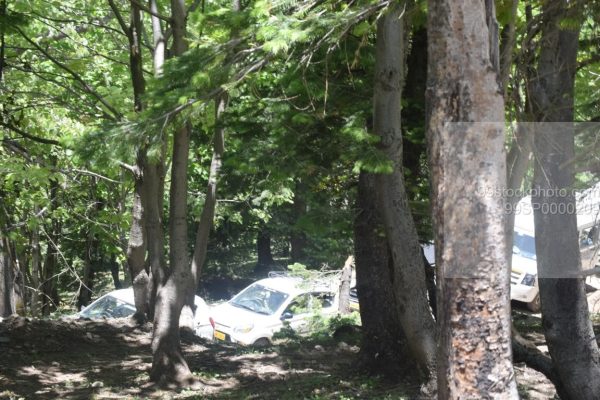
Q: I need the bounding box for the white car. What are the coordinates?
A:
[210,276,338,346]
[79,288,213,339]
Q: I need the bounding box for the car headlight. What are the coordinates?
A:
[233,323,254,334]
[521,273,537,287]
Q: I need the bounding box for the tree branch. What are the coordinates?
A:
[0,122,61,146]
[107,0,130,37]
[130,0,171,22]
[15,26,122,119]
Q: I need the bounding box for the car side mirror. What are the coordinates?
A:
[512,246,520,255]
[280,311,293,320]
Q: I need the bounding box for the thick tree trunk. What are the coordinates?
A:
[530,2,600,399]
[354,172,410,376]
[373,3,436,381]
[426,1,518,398]
[150,0,193,384]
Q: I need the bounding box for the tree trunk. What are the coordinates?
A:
[77,176,99,310]
[373,3,436,382]
[150,0,193,384]
[146,0,167,320]
[30,216,41,316]
[41,177,60,316]
[0,237,14,317]
[109,254,121,289]
[337,256,352,314]
[426,0,518,398]
[530,2,600,398]
[77,234,96,310]
[290,182,307,262]
[354,172,410,376]
[189,93,226,296]
[127,164,150,321]
[254,226,274,275]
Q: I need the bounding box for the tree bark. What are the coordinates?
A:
[373,3,436,382]
[41,177,60,316]
[255,226,274,275]
[354,172,410,376]
[426,0,518,398]
[337,256,352,315]
[290,182,307,262]
[127,163,150,321]
[77,176,99,310]
[0,237,14,317]
[190,94,226,292]
[30,214,41,316]
[530,2,600,399]
[150,0,193,384]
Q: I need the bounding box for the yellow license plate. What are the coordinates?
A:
[214,330,226,341]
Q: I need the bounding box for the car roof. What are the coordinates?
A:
[95,287,206,307]
[105,288,135,303]
[252,276,336,296]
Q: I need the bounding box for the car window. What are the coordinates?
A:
[284,292,335,316]
[312,292,334,309]
[284,294,311,315]
[513,232,536,260]
[80,296,136,319]
[230,284,289,315]
[580,226,599,248]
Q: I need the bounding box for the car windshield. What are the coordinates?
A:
[514,232,536,260]
[80,295,136,319]
[230,284,289,315]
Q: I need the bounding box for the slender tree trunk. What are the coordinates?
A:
[254,226,274,275]
[190,93,226,294]
[127,163,150,321]
[530,2,600,399]
[0,237,14,317]
[146,0,167,320]
[109,254,122,289]
[354,172,410,375]
[290,182,307,262]
[426,0,518,398]
[337,256,352,315]
[30,215,41,316]
[373,3,436,382]
[41,177,60,316]
[77,234,96,310]
[77,176,99,309]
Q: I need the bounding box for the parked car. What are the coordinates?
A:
[210,275,339,346]
[78,288,213,339]
[510,193,600,312]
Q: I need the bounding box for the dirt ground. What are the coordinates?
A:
[0,314,557,400]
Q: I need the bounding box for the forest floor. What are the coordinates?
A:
[0,309,559,400]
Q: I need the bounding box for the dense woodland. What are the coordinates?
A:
[2,0,600,398]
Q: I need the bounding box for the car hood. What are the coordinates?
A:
[512,254,538,275]
[210,302,273,328]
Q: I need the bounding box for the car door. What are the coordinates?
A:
[280,293,312,333]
